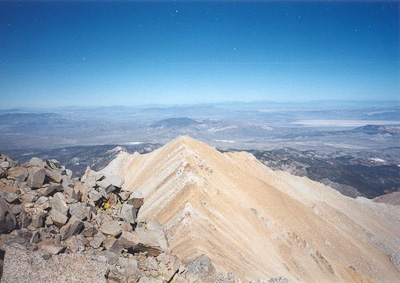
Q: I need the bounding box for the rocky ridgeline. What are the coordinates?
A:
[0,153,248,283]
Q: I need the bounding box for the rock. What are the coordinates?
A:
[128,191,144,209]
[119,191,131,201]
[6,166,28,182]
[30,231,40,244]
[50,208,69,227]
[88,188,103,203]
[0,161,10,169]
[27,167,46,189]
[39,241,66,255]
[28,157,44,167]
[105,185,118,194]
[118,257,139,276]
[119,203,136,224]
[35,196,51,210]
[121,221,133,232]
[65,169,73,178]
[82,222,97,237]
[18,210,31,228]
[65,235,83,253]
[45,215,53,226]
[90,231,106,249]
[109,239,124,254]
[45,167,63,183]
[64,186,78,200]
[88,250,119,265]
[20,191,38,203]
[135,220,169,256]
[185,256,219,283]
[100,220,121,236]
[10,204,22,215]
[1,191,19,203]
[119,231,140,249]
[97,175,124,190]
[60,216,84,240]
[84,177,96,189]
[46,159,61,170]
[74,181,91,203]
[103,237,116,251]
[1,245,109,282]
[50,192,69,215]
[69,202,88,221]
[0,198,17,234]
[30,211,46,229]
[0,166,6,178]
[38,184,62,196]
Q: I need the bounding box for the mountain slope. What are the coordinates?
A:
[100,136,400,282]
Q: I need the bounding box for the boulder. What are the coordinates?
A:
[0,198,17,234]
[50,209,69,228]
[82,222,97,238]
[128,191,144,209]
[6,166,28,182]
[185,256,219,283]
[27,167,46,189]
[118,191,131,201]
[46,159,61,170]
[89,231,106,249]
[118,231,140,249]
[19,192,38,203]
[30,211,46,229]
[28,157,44,167]
[60,216,84,240]
[100,220,121,236]
[50,192,69,215]
[97,175,124,189]
[1,191,19,203]
[134,220,169,256]
[69,202,88,221]
[45,168,63,183]
[38,184,62,197]
[119,203,136,224]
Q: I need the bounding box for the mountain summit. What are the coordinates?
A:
[100,136,400,282]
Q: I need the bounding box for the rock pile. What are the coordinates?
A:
[0,153,241,283]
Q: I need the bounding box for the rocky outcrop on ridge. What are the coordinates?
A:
[0,153,243,283]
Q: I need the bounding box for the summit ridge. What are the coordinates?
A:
[99,136,400,282]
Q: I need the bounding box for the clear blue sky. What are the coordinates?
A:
[0,1,399,108]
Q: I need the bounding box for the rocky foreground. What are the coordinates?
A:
[0,153,254,283]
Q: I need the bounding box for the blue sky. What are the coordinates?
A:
[0,1,399,108]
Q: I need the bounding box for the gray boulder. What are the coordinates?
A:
[60,216,84,240]
[0,198,17,234]
[119,203,136,224]
[45,167,63,183]
[38,184,62,196]
[50,209,69,228]
[90,231,106,249]
[50,192,69,215]
[6,166,28,182]
[100,220,121,236]
[135,220,169,256]
[28,157,45,167]
[118,231,140,249]
[185,256,219,283]
[27,167,46,189]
